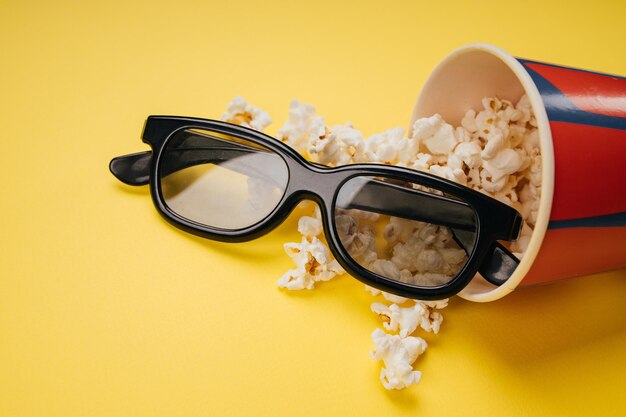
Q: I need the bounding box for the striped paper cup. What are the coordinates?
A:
[410,43,626,302]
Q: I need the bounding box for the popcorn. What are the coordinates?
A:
[461,109,478,133]
[475,98,511,139]
[519,181,541,227]
[429,164,466,186]
[528,152,543,187]
[345,208,380,222]
[515,94,533,125]
[365,285,409,304]
[371,299,448,337]
[481,130,507,160]
[390,237,426,270]
[309,122,363,166]
[479,167,508,193]
[277,235,344,290]
[277,99,321,154]
[335,214,377,263]
[411,114,443,140]
[298,214,323,238]
[359,127,405,164]
[306,116,329,154]
[370,259,402,281]
[417,299,448,334]
[522,129,540,155]
[446,153,463,171]
[372,303,418,337]
[412,114,458,155]
[409,152,434,172]
[454,140,482,169]
[482,148,526,182]
[371,329,427,390]
[455,126,472,143]
[383,216,420,244]
[221,96,271,131]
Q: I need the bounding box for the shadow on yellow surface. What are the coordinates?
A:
[453,270,626,364]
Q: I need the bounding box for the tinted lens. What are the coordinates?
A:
[334,175,477,287]
[159,128,289,230]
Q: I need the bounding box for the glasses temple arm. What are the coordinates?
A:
[110,151,152,185]
[478,241,520,286]
[342,178,476,231]
[109,140,260,186]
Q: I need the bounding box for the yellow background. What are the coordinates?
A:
[2,1,625,416]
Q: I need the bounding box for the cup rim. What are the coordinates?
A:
[410,43,555,302]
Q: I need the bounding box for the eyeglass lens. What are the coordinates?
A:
[159,128,289,230]
[334,175,477,287]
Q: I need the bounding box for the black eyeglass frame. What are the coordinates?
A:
[111,116,523,300]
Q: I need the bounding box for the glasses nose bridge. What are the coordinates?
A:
[289,162,347,205]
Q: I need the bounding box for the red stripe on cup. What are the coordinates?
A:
[522,226,626,286]
[525,62,626,118]
[550,121,626,221]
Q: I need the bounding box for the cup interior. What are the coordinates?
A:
[412,48,526,125]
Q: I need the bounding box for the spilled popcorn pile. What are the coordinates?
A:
[222,94,541,389]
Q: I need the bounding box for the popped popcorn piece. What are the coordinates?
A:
[298,214,323,238]
[277,99,321,154]
[409,272,452,287]
[479,167,508,193]
[455,126,472,143]
[475,98,511,141]
[446,153,463,171]
[481,131,507,160]
[391,236,427,270]
[397,136,421,164]
[515,94,533,125]
[482,148,526,182]
[421,299,449,309]
[371,329,427,390]
[461,109,478,133]
[417,299,447,334]
[221,96,271,131]
[429,164,467,185]
[412,114,458,155]
[365,285,409,304]
[522,129,540,155]
[411,113,443,140]
[454,140,483,169]
[519,181,541,226]
[309,122,363,166]
[371,302,418,337]
[340,208,380,223]
[306,115,329,154]
[383,217,422,244]
[277,235,344,290]
[335,214,377,263]
[409,152,434,172]
[360,127,405,164]
[370,259,402,280]
[527,151,542,187]
[372,299,449,337]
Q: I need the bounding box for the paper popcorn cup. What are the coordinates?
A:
[410,43,626,302]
